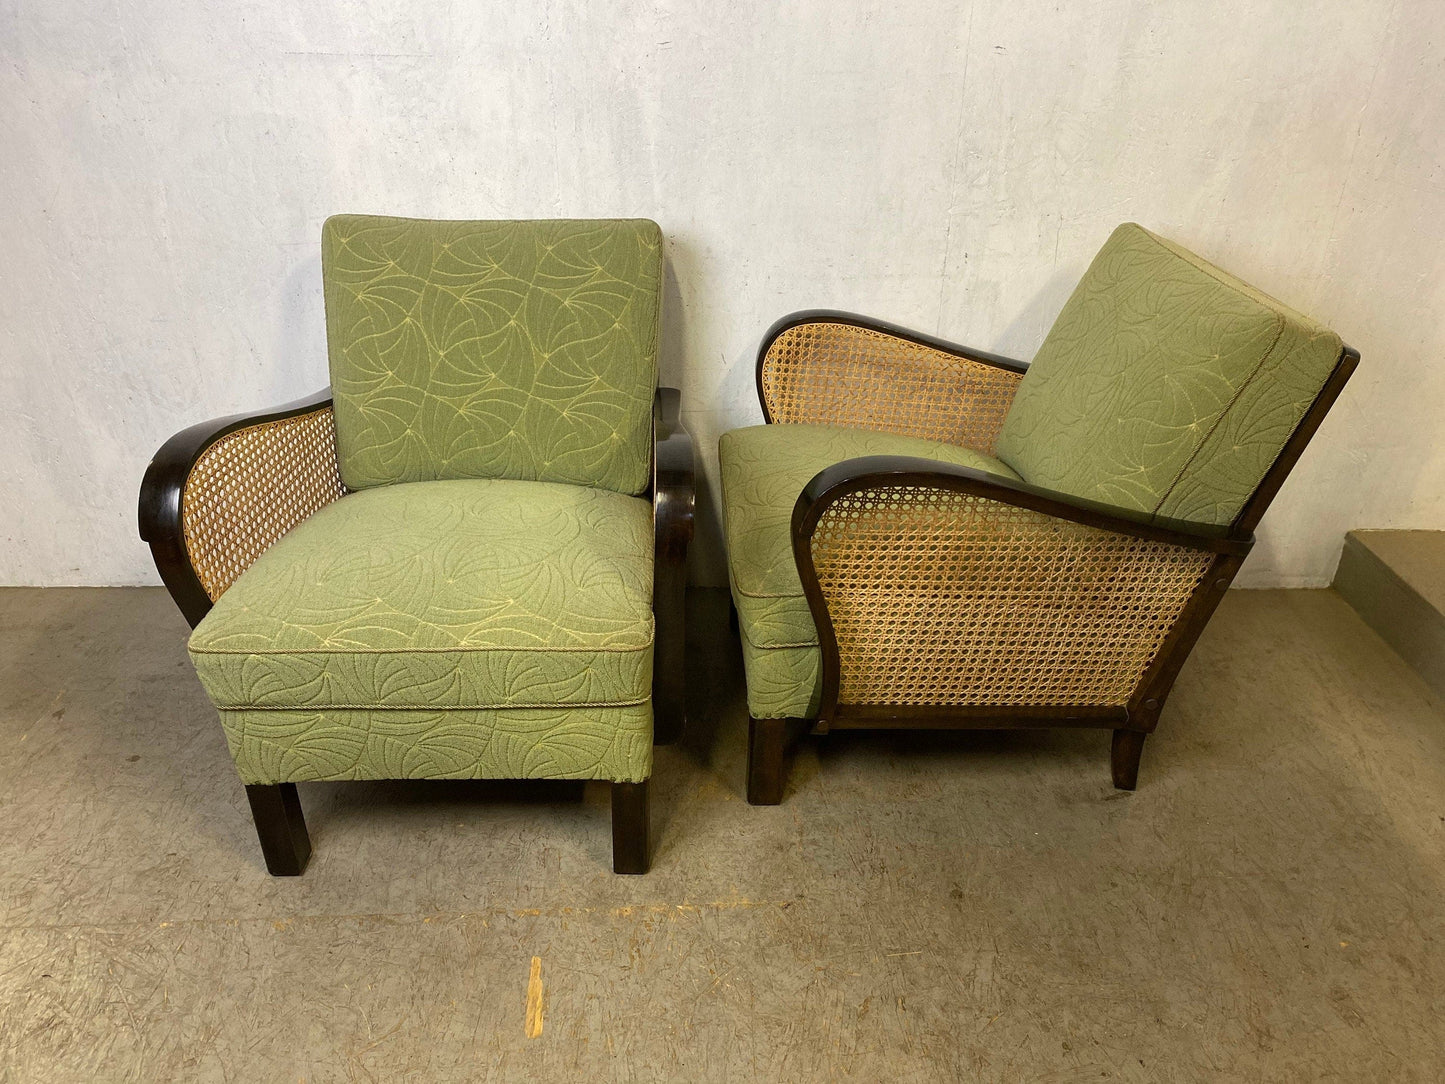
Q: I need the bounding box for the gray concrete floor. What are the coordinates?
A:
[1,586,1443,1081]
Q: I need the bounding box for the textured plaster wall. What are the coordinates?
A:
[2,1,1441,587]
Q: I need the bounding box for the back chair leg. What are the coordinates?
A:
[1111,730,1148,791]
[611,780,650,874]
[652,673,686,745]
[652,560,686,745]
[747,717,791,805]
[244,783,312,876]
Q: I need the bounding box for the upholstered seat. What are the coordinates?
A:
[719,423,1018,719]
[188,479,654,783]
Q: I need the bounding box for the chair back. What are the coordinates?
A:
[322,216,663,495]
[995,223,1346,526]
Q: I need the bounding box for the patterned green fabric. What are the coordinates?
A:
[322,216,663,496]
[719,423,1019,719]
[189,478,654,783]
[995,223,1343,525]
[737,644,822,724]
[219,705,651,785]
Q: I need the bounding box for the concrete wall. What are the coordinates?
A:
[3,1,1441,587]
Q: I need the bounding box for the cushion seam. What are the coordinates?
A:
[190,639,654,656]
[1134,224,1299,520]
[731,586,806,600]
[1150,312,1286,518]
[739,625,818,651]
[215,696,651,711]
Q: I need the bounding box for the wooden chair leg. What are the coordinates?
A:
[747,717,790,805]
[244,783,311,876]
[611,780,650,874]
[1111,730,1148,791]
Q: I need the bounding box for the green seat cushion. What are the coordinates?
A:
[189,479,654,784]
[322,216,663,496]
[995,223,1343,525]
[190,479,653,712]
[718,423,1019,719]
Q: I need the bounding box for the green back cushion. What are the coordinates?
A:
[322,216,663,495]
[995,223,1343,525]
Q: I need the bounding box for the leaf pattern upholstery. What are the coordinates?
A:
[323,216,663,496]
[189,479,654,783]
[995,223,1343,524]
[718,423,1020,719]
[219,705,652,785]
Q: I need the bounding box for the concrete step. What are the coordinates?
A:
[1334,530,1445,700]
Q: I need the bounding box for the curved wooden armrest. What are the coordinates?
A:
[651,386,695,743]
[789,454,1251,729]
[794,455,1253,556]
[138,389,341,628]
[755,310,1028,452]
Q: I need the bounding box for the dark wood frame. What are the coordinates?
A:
[139,387,694,875]
[743,309,1359,803]
[138,388,335,629]
[652,386,696,744]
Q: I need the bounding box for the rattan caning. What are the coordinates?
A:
[808,485,1213,708]
[760,322,1024,452]
[182,407,346,601]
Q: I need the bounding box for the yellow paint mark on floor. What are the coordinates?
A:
[525,956,544,1039]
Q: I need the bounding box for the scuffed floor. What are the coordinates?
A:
[1,587,1442,1080]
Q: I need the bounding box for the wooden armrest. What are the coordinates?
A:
[138,389,342,627]
[755,310,1028,453]
[795,455,1252,556]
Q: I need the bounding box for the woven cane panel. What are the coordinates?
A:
[761,322,1024,452]
[182,408,346,601]
[810,487,1212,708]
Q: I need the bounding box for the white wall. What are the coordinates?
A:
[2,1,1441,588]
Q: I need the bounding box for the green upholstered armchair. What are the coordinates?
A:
[720,223,1356,804]
[140,217,694,874]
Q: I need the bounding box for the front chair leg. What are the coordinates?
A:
[747,717,790,805]
[611,781,650,874]
[244,783,312,876]
[1111,730,1148,791]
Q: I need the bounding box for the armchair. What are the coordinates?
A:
[140,216,694,874]
[721,223,1356,803]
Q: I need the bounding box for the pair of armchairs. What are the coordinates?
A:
[142,218,1354,876]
